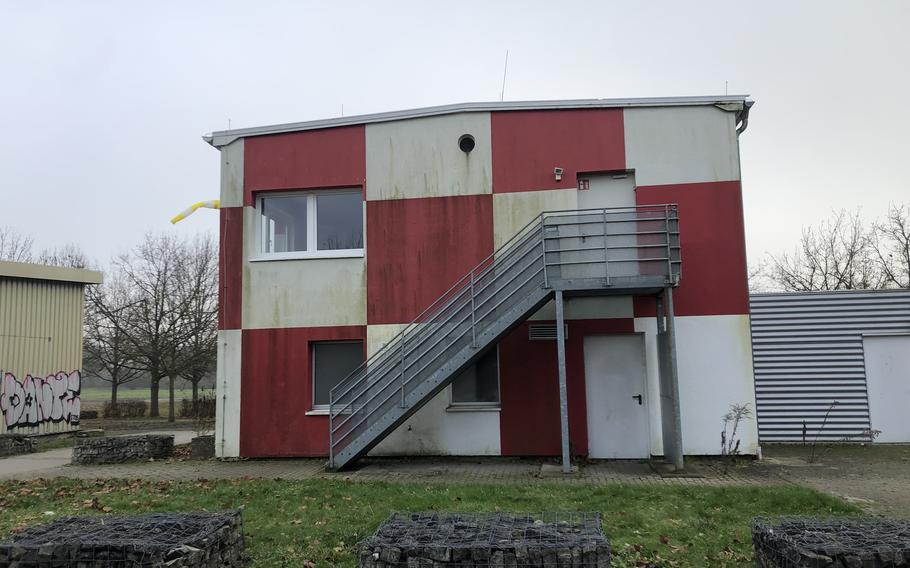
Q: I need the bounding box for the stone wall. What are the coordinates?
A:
[71,434,174,465]
[0,433,36,457]
[0,510,247,567]
[752,517,910,568]
[358,512,611,567]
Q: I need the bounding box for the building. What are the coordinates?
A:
[750,289,910,444]
[206,96,758,469]
[0,261,103,435]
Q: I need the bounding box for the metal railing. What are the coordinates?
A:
[328,205,680,469]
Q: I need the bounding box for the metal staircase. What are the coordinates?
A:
[329,205,681,470]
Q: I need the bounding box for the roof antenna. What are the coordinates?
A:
[500,49,509,101]
[341,103,344,117]
[228,118,232,130]
[725,80,728,96]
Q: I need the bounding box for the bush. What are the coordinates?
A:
[101,400,148,418]
[179,396,216,419]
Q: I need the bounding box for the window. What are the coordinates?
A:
[451,347,500,406]
[257,189,363,259]
[312,341,365,408]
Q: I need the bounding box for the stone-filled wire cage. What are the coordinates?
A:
[752,517,910,568]
[0,510,247,567]
[357,512,611,567]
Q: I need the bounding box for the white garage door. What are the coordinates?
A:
[863,334,910,443]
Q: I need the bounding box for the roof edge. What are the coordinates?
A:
[751,288,910,298]
[0,261,103,285]
[204,95,751,148]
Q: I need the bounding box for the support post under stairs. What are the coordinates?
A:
[555,290,572,473]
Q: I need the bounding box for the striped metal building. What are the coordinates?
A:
[750,289,910,443]
[0,261,103,435]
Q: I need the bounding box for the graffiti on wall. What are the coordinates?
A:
[0,371,81,429]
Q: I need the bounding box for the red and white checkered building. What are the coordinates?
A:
[208,97,758,460]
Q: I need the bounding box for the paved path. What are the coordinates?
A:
[5,441,908,518]
[0,431,193,480]
[0,453,787,486]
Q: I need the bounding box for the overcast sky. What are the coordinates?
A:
[1,0,907,268]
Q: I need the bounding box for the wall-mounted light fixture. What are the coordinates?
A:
[554,167,563,182]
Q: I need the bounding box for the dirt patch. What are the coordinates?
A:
[762,444,910,518]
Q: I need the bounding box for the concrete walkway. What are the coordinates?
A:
[0,431,194,480]
[0,452,787,486]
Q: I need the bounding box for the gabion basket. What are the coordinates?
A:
[0,510,247,567]
[752,517,910,568]
[357,512,611,567]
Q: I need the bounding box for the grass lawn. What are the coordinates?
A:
[79,387,195,402]
[0,478,859,567]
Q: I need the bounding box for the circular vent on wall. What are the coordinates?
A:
[458,134,475,153]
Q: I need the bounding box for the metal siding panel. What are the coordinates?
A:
[750,290,910,443]
[0,276,87,435]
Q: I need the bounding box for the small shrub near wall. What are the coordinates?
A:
[101,400,148,418]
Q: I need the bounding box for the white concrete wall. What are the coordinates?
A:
[529,296,633,321]
[219,140,244,207]
[624,105,740,186]
[365,113,492,201]
[215,329,242,458]
[492,188,577,249]
[370,390,502,456]
[635,314,757,456]
[241,207,367,329]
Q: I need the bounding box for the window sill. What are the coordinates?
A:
[250,250,364,262]
[305,409,331,416]
[445,405,501,413]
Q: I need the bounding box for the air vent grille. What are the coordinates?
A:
[528,324,568,341]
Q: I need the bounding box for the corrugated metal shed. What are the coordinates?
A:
[750,289,910,442]
[0,261,102,435]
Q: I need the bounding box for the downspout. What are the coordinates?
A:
[736,100,755,136]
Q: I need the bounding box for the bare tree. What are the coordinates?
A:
[0,226,34,262]
[37,243,91,269]
[114,233,190,418]
[872,203,910,289]
[764,209,885,291]
[84,274,144,412]
[176,235,219,406]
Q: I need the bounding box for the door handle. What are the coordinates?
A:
[632,394,643,405]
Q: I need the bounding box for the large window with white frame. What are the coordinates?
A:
[450,347,500,407]
[312,341,365,410]
[256,189,363,260]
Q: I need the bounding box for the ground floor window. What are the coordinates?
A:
[451,347,500,407]
[312,341,364,408]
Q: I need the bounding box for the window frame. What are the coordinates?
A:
[448,346,501,410]
[253,188,364,261]
[310,340,365,412]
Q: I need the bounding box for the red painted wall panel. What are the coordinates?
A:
[218,207,243,330]
[491,110,625,193]
[366,195,494,324]
[498,318,635,456]
[634,181,749,317]
[240,326,365,457]
[243,126,366,205]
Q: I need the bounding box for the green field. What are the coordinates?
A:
[79,387,196,402]
[0,478,859,567]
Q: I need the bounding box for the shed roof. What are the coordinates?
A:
[204,95,752,148]
[0,261,103,285]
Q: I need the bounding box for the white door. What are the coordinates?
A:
[863,335,910,443]
[584,334,650,458]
